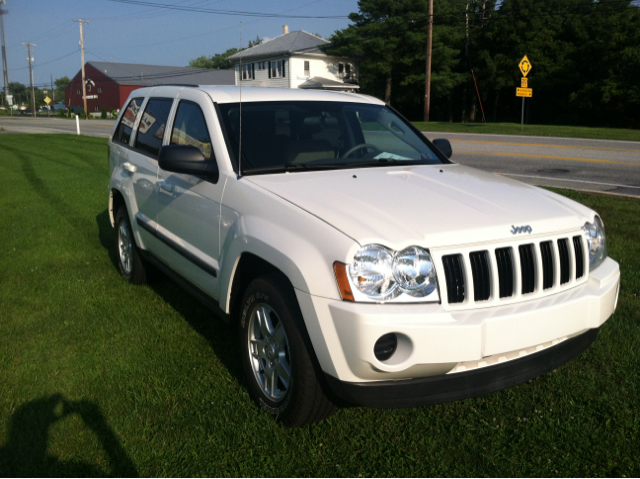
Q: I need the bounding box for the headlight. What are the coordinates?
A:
[336,244,439,303]
[582,215,607,271]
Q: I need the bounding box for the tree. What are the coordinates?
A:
[189,47,241,70]
[8,82,26,105]
[327,0,470,118]
[328,0,431,105]
[54,76,70,104]
[247,36,263,48]
[471,0,640,127]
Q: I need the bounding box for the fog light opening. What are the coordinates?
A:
[374,333,398,362]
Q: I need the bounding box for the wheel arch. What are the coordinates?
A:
[109,188,127,227]
[226,252,294,325]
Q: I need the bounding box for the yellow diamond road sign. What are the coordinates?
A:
[44,96,51,104]
[519,55,532,77]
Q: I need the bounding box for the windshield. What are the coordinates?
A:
[217,101,444,174]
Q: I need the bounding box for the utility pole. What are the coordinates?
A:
[73,19,89,119]
[22,42,36,117]
[0,0,10,109]
[423,0,433,122]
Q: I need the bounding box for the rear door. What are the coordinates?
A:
[111,95,161,251]
[155,88,225,299]
[126,90,177,253]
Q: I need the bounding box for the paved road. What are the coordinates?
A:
[2,117,638,198]
[424,131,640,198]
[0,116,116,138]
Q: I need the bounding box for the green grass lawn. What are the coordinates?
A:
[1,134,638,477]
[411,121,640,142]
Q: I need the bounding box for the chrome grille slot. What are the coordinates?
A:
[469,251,491,301]
[540,241,554,290]
[558,238,570,284]
[442,254,465,304]
[519,244,536,294]
[573,236,584,279]
[495,247,514,298]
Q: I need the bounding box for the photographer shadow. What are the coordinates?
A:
[0,394,138,477]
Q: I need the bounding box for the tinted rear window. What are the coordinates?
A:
[134,98,173,157]
[113,98,143,146]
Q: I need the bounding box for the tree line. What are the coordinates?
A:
[326,0,640,127]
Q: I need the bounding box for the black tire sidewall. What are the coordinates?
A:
[115,207,144,284]
[239,276,303,418]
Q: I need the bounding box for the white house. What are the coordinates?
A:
[228,26,359,91]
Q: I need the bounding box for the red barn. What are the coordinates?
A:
[65,61,235,115]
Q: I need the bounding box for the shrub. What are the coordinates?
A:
[101,106,107,119]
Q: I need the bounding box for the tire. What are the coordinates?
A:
[115,206,147,285]
[239,274,336,427]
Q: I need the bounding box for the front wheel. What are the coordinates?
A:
[239,274,336,427]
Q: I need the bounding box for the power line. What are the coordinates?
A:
[90,0,325,52]
[105,0,349,19]
[8,49,79,71]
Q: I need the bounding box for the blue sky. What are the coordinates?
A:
[2,0,358,89]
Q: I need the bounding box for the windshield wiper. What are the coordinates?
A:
[242,162,342,175]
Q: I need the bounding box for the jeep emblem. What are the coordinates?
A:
[511,225,532,235]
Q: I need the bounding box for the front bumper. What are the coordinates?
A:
[295,257,619,388]
[325,328,599,408]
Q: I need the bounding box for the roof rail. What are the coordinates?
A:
[149,83,199,87]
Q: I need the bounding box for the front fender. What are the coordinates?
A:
[217,178,358,313]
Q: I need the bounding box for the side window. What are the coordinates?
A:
[134,98,173,157]
[170,101,213,160]
[113,97,143,146]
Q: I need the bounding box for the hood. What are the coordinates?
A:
[246,164,594,249]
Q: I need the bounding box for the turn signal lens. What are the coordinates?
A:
[333,262,355,301]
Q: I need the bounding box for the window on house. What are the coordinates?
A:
[304,61,310,77]
[241,63,255,80]
[98,86,103,93]
[95,106,100,112]
[269,60,286,79]
[77,89,81,94]
[345,64,351,77]
[338,63,344,77]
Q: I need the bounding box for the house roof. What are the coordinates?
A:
[298,76,360,91]
[85,61,235,86]
[228,31,330,61]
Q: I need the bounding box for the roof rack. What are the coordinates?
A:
[149,83,199,87]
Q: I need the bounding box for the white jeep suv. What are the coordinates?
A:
[108,85,620,427]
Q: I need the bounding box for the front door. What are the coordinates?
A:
[155,89,224,299]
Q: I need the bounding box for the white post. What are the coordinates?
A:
[75,114,80,135]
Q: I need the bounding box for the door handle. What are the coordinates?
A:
[157,180,174,194]
[123,162,137,174]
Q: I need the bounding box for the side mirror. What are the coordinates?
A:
[158,145,219,182]
[432,138,452,159]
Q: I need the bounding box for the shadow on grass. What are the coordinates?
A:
[95,208,246,388]
[96,209,119,272]
[0,394,138,477]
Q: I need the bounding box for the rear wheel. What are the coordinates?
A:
[239,274,336,427]
[115,206,147,285]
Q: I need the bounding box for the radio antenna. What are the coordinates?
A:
[238,21,243,179]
